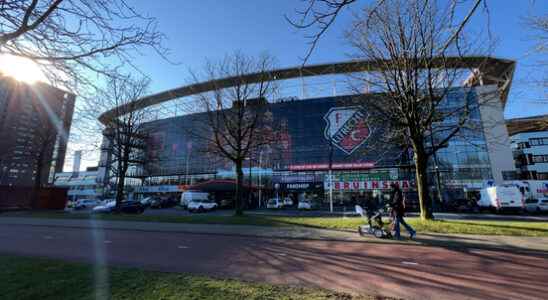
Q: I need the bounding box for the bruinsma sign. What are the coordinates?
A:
[324,180,413,191]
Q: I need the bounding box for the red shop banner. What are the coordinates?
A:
[288,162,375,171]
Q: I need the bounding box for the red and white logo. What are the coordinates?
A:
[324,107,370,155]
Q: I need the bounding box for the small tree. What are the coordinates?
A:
[0,0,167,91]
[524,10,548,94]
[191,53,277,216]
[98,76,150,208]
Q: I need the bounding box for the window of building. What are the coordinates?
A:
[529,138,548,146]
[517,142,530,149]
[502,171,517,180]
[532,155,548,163]
[537,173,548,180]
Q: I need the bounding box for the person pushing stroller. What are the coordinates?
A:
[388,183,416,239]
[356,194,392,238]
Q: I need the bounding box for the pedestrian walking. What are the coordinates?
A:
[389,183,416,239]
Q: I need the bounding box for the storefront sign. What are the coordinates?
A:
[273,174,317,183]
[281,182,323,191]
[327,170,396,182]
[324,107,370,154]
[288,162,375,171]
[324,180,413,191]
[286,183,310,189]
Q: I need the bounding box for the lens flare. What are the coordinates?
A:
[0,54,47,83]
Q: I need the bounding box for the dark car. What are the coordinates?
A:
[150,196,177,208]
[113,200,145,214]
[160,197,178,208]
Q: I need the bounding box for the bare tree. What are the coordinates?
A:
[526,12,548,56]
[95,76,150,208]
[346,0,492,220]
[524,11,548,95]
[190,53,277,216]
[286,0,357,64]
[290,0,490,220]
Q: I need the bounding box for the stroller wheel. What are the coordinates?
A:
[374,229,384,238]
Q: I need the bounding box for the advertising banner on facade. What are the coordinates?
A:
[288,162,375,171]
[133,185,185,193]
[324,179,413,191]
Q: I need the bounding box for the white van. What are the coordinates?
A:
[478,185,524,212]
[180,191,211,209]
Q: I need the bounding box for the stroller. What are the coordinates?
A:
[355,204,393,239]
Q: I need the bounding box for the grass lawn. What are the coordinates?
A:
[2,210,548,237]
[0,255,367,300]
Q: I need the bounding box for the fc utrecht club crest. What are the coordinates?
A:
[324,106,370,155]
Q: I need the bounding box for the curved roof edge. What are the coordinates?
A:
[99,56,515,124]
[506,114,548,136]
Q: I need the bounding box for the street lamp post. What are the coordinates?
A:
[328,140,334,213]
[185,142,192,186]
[258,150,263,208]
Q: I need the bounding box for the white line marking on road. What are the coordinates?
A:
[43,235,53,239]
[104,240,112,244]
[278,253,287,256]
[178,246,189,249]
[401,261,418,265]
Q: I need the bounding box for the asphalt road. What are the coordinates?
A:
[1,224,547,300]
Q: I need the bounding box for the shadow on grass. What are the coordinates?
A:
[438,220,548,235]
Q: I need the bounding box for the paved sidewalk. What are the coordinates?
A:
[1,216,547,253]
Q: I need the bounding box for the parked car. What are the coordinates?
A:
[525,197,548,213]
[140,197,154,208]
[74,199,102,210]
[181,191,210,209]
[92,201,116,213]
[267,198,283,209]
[149,197,162,208]
[282,197,293,207]
[298,199,313,210]
[219,198,234,208]
[188,198,217,213]
[478,185,524,213]
[445,198,478,213]
[161,197,178,208]
[149,196,177,209]
[116,200,146,214]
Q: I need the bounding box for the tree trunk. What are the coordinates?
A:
[115,154,126,211]
[413,142,434,220]
[235,161,244,216]
[116,173,125,209]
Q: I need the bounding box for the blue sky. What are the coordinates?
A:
[129,0,547,119]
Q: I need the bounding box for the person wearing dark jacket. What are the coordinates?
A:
[389,183,416,239]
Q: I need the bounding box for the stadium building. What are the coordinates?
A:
[97,57,517,207]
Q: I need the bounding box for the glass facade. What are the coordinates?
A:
[125,87,497,205]
[430,88,493,190]
[139,94,404,177]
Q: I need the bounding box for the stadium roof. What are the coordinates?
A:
[506,114,548,136]
[99,56,515,124]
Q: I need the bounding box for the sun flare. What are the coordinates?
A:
[0,54,47,84]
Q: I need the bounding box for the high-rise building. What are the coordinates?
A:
[0,76,75,187]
